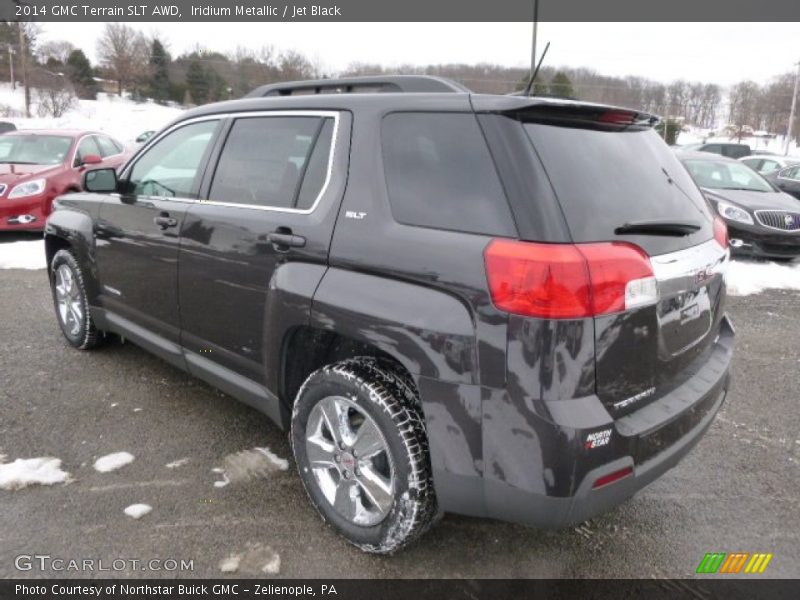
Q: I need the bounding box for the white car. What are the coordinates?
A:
[740,154,800,175]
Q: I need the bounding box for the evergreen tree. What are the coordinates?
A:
[549,72,575,98]
[148,39,171,104]
[65,49,97,99]
[185,60,208,105]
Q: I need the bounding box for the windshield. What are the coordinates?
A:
[523,124,712,254]
[0,135,73,165]
[682,159,774,192]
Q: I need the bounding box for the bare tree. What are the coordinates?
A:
[96,23,148,95]
[728,80,761,137]
[33,70,76,117]
[37,40,75,66]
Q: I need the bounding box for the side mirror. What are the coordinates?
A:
[84,168,118,193]
[81,153,102,166]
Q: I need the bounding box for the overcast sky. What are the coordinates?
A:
[39,22,799,86]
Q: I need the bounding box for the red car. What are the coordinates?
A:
[0,129,127,231]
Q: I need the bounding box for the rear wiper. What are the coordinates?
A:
[615,219,702,237]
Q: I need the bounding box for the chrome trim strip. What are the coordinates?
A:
[650,238,728,297]
[118,110,340,215]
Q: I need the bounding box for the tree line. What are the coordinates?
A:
[0,23,796,141]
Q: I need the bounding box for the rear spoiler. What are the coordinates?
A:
[472,95,660,130]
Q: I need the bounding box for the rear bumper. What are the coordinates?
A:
[485,379,728,528]
[426,315,734,528]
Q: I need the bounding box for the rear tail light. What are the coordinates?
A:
[484,239,658,319]
[713,216,729,249]
[592,466,633,489]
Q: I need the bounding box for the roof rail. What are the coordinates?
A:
[245,75,471,98]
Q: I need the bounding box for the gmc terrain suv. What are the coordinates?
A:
[45,76,734,553]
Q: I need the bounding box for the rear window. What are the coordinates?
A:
[523,124,712,251]
[382,112,516,237]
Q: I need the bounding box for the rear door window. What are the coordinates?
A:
[209,115,334,210]
[381,112,516,236]
[524,123,712,255]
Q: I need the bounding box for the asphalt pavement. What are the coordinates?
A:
[0,262,798,579]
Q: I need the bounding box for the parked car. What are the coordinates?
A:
[0,129,127,231]
[740,154,800,175]
[0,121,17,134]
[764,163,800,201]
[45,76,734,553]
[135,130,156,144]
[679,142,751,159]
[679,151,800,259]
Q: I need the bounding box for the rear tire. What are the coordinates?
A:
[291,357,437,554]
[50,249,103,350]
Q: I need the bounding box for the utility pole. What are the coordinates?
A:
[784,61,800,156]
[18,24,30,118]
[7,44,14,90]
[530,0,539,84]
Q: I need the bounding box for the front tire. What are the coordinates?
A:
[291,358,437,554]
[50,249,103,350]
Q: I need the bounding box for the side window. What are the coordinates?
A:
[381,112,516,236]
[74,137,101,166]
[127,120,218,198]
[702,144,722,155]
[759,160,779,173]
[95,135,121,157]
[209,116,330,209]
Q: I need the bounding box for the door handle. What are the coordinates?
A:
[154,213,178,229]
[268,229,306,249]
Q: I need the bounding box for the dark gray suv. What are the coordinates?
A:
[44,76,734,553]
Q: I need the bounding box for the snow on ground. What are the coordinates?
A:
[255,447,290,471]
[212,447,289,489]
[0,457,70,490]
[165,458,190,469]
[0,240,46,270]
[218,544,281,575]
[726,260,800,296]
[93,451,135,473]
[0,83,184,148]
[123,503,152,519]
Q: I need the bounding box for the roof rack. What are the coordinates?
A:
[245,75,470,98]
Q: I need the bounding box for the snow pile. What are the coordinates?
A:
[93,451,135,473]
[165,458,189,469]
[218,544,280,575]
[255,447,290,471]
[0,83,183,148]
[726,260,800,296]
[0,240,47,270]
[123,503,152,519]
[0,457,70,490]
[212,447,289,489]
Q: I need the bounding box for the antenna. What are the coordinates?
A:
[523,41,550,97]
